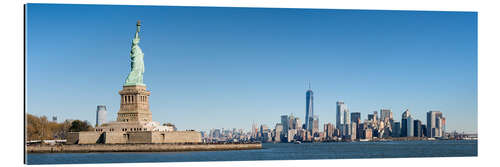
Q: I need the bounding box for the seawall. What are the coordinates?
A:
[27,143,262,153]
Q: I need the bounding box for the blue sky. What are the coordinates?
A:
[26,4,477,133]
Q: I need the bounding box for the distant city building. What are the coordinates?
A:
[52,116,57,122]
[336,101,350,138]
[392,122,401,137]
[274,123,283,142]
[294,117,301,130]
[367,114,375,121]
[380,109,393,123]
[251,123,258,138]
[260,124,269,135]
[351,112,361,125]
[362,128,373,140]
[305,87,314,132]
[324,123,335,140]
[287,129,297,142]
[312,115,319,135]
[413,120,422,137]
[281,115,289,135]
[96,105,107,127]
[350,122,357,140]
[288,114,295,129]
[427,110,445,138]
[421,124,427,138]
[401,109,414,137]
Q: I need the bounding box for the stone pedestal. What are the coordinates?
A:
[117,85,152,122]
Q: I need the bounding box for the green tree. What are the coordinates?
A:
[69,120,94,132]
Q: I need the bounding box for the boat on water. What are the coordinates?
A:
[294,141,301,144]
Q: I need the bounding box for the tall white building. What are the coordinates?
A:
[336,101,350,137]
[96,105,107,127]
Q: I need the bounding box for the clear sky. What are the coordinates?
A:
[26,4,477,133]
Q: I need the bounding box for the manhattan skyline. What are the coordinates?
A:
[26,4,477,133]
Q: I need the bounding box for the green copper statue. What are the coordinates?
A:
[125,20,145,86]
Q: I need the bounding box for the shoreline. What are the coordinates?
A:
[27,143,262,153]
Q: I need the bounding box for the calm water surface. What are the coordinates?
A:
[27,140,477,165]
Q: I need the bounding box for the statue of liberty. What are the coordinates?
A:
[125,20,145,86]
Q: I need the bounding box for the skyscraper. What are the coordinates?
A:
[305,86,314,132]
[281,115,289,134]
[350,122,357,140]
[274,123,283,142]
[351,112,361,125]
[96,105,107,127]
[427,110,445,138]
[392,122,401,137]
[312,115,319,135]
[336,101,350,137]
[324,123,335,140]
[380,109,393,122]
[413,119,422,137]
[336,101,345,129]
[421,124,427,138]
[401,109,414,137]
[294,117,301,130]
[288,114,295,129]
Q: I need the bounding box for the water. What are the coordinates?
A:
[26,140,477,165]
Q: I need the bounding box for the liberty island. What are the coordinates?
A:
[26,21,261,153]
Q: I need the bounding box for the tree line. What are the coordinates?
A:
[26,114,94,141]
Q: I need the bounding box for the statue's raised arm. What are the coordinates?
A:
[125,20,145,86]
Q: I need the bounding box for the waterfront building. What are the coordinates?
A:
[312,115,319,135]
[281,115,289,130]
[392,121,401,137]
[357,123,365,139]
[401,109,414,137]
[251,123,258,138]
[274,123,283,142]
[280,115,289,136]
[336,101,350,138]
[336,101,345,133]
[421,124,427,137]
[298,129,306,141]
[96,105,107,127]
[427,110,445,138]
[362,128,373,140]
[287,129,297,142]
[305,86,314,132]
[413,119,422,137]
[324,123,335,140]
[350,122,357,140]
